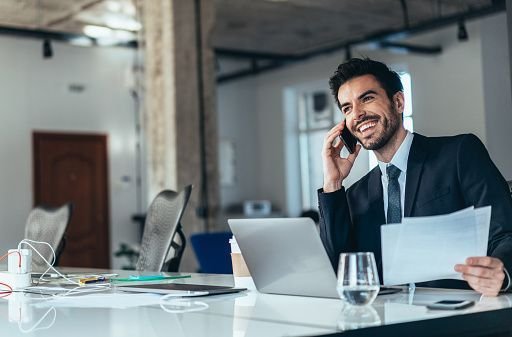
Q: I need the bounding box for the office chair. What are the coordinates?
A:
[136,185,192,272]
[190,232,233,274]
[24,203,72,271]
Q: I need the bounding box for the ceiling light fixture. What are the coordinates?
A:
[42,39,53,59]
[84,25,113,38]
[70,37,94,47]
[345,46,352,60]
[83,25,135,45]
[457,20,468,41]
[105,0,122,12]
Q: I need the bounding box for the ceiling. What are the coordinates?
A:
[213,0,500,56]
[0,0,505,81]
[0,0,504,54]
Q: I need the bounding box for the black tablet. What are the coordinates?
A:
[117,283,247,297]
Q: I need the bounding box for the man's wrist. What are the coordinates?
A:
[501,267,511,292]
[323,180,342,193]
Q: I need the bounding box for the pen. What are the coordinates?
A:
[79,276,106,285]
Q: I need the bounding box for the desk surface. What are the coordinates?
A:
[1,270,511,337]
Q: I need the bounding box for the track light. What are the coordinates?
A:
[43,39,53,59]
[457,20,468,41]
[345,46,352,60]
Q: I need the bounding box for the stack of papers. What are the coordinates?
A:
[381,206,491,285]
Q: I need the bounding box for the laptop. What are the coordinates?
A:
[228,217,340,298]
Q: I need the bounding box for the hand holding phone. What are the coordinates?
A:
[322,122,360,192]
[339,126,357,154]
[426,300,475,310]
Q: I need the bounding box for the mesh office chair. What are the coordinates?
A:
[136,185,192,272]
[24,203,72,271]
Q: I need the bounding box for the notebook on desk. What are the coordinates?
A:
[228,218,401,298]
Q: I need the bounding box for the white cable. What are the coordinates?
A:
[17,307,56,334]
[16,239,111,297]
[17,239,80,286]
[159,298,209,313]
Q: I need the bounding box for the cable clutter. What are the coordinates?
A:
[0,239,111,296]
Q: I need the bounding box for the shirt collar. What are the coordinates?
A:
[378,131,414,177]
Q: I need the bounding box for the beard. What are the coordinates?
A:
[356,104,401,151]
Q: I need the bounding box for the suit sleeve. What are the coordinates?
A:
[457,134,512,289]
[318,188,354,271]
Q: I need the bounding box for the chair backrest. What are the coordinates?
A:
[190,231,233,274]
[136,185,192,272]
[24,203,72,271]
[508,180,512,197]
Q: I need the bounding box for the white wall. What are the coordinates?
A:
[217,78,260,206]
[0,36,140,268]
[217,13,511,216]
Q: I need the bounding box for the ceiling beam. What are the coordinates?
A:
[46,0,105,28]
[0,25,136,48]
[217,61,284,83]
[214,48,301,61]
[379,41,442,55]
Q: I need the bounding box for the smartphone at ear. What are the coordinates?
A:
[339,127,357,154]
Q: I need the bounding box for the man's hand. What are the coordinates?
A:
[454,257,506,296]
[322,122,361,192]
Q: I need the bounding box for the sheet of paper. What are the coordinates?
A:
[381,206,491,285]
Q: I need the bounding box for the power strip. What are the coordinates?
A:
[0,248,32,290]
[0,271,31,289]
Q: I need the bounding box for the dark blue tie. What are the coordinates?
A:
[386,164,402,224]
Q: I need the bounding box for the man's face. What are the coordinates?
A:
[337,74,402,150]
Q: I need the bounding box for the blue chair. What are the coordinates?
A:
[190,232,233,274]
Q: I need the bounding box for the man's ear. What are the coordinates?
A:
[393,91,405,114]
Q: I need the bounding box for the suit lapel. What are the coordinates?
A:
[404,133,428,217]
[368,167,385,224]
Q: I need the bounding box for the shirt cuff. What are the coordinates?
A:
[501,267,511,292]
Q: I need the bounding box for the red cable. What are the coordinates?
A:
[0,250,22,267]
[0,281,13,297]
[0,250,20,298]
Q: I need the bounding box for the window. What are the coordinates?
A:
[298,90,340,210]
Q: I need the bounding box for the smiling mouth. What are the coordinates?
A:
[357,119,378,134]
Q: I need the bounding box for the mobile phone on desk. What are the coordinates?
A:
[339,127,357,154]
[426,300,475,310]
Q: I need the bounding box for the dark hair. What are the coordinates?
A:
[329,58,403,110]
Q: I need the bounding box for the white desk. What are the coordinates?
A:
[1,270,511,337]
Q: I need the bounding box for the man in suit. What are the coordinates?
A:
[319,58,512,296]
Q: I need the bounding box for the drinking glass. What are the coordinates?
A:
[337,252,380,306]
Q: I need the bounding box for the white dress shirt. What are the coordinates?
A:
[377,131,414,220]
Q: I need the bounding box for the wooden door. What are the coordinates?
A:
[33,132,110,268]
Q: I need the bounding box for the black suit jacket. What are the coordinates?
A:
[318,133,512,289]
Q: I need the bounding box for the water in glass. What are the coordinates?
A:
[337,252,380,306]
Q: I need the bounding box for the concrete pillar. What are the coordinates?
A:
[141,0,219,271]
